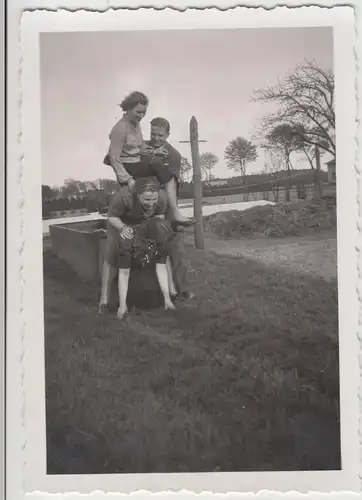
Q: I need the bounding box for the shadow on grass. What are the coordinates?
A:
[43,247,340,474]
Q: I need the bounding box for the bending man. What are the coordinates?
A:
[99,177,176,319]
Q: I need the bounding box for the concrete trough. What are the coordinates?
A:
[49,218,164,309]
[49,218,107,281]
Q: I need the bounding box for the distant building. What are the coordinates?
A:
[326,159,336,183]
[82,181,97,192]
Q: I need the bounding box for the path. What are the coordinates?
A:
[42,200,273,235]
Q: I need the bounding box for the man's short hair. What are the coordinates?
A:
[150,117,170,134]
[135,176,160,194]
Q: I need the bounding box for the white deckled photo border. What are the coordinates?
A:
[13,3,359,498]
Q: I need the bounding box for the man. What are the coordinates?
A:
[101,177,177,319]
[147,117,194,301]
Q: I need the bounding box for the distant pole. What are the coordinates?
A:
[180,117,206,249]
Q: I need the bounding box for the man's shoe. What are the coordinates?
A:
[179,291,195,301]
[97,303,109,316]
[174,218,196,227]
[171,291,195,302]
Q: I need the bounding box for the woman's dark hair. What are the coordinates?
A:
[120,91,149,112]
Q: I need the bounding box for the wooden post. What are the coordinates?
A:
[179,118,206,249]
[190,117,204,249]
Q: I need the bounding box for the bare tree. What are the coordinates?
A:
[180,156,192,183]
[264,124,302,167]
[294,138,328,199]
[61,178,80,198]
[224,137,258,183]
[262,124,304,201]
[200,152,219,184]
[263,151,283,202]
[98,178,119,195]
[253,61,335,158]
[264,149,283,174]
[61,178,98,198]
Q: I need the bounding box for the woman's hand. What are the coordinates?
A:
[140,144,154,155]
[120,226,134,240]
[128,178,136,192]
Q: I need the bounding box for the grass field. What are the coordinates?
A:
[44,243,340,474]
[201,230,337,282]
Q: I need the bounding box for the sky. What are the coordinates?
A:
[40,27,333,187]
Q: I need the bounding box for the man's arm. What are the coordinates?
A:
[108,216,127,232]
[167,144,182,180]
[109,121,133,184]
[107,191,129,230]
[154,190,168,217]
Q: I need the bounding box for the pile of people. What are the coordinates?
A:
[98,91,195,319]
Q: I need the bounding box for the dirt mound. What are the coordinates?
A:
[205,199,337,239]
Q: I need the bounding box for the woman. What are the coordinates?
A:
[104,90,193,226]
[99,177,177,319]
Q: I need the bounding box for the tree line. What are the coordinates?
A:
[42,178,119,217]
[178,168,327,199]
[43,167,327,217]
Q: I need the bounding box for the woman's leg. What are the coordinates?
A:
[163,177,193,224]
[98,261,118,312]
[155,262,175,310]
[98,231,119,314]
[116,230,134,319]
[117,268,131,319]
[148,217,176,309]
[148,158,193,223]
[166,256,177,297]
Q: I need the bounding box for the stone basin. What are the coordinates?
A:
[49,219,163,309]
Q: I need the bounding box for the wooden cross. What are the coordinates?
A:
[179,116,207,249]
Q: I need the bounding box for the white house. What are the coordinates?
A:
[326,159,336,184]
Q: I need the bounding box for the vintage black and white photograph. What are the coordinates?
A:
[18,5,359,495]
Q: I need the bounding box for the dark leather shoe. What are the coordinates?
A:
[171,291,195,302]
[174,218,196,227]
[97,303,109,316]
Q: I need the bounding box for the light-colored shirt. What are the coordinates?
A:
[106,115,145,183]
